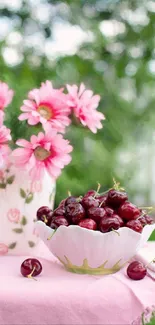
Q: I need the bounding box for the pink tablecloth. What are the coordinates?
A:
[0,242,155,325]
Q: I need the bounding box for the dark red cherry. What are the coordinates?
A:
[97,194,107,207]
[36,206,52,224]
[112,214,124,227]
[58,199,66,208]
[84,190,96,198]
[21,258,42,278]
[104,207,114,217]
[87,207,105,224]
[138,213,154,226]
[144,214,154,225]
[50,216,69,229]
[99,217,120,233]
[53,207,65,217]
[127,261,147,280]
[65,196,77,206]
[66,203,85,224]
[118,202,141,221]
[78,218,97,230]
[126,220,143,233]
[107,189,128,208]
[81,196,99,209]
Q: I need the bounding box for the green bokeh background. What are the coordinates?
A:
[0,0,155,239]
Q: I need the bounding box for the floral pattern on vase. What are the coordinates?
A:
[0,165,55,255]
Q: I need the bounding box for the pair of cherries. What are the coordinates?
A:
[20,258,148,281]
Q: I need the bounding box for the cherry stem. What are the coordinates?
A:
[113,178,125,192]
[139,206,155,212]
[94,183,101,198]
[27,266,37,281]
[68,191,71,197]
[111,228,120,236]
[43,215,48,224]
[77,196,83,202]
[47,229,56,240]
[145,257,155,269]
[99,200,105,208]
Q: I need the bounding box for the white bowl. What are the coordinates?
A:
[35,221,155,275]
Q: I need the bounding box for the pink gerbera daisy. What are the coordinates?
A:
[0,124,11,168]
[0,81,14,110]
[12,129,73,181]
[19,80,71,133]
[67,83,105,133]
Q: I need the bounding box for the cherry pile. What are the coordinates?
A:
[36,186,154,234]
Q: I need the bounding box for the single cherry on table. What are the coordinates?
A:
[20,258,42,279]
[127,261,147,280]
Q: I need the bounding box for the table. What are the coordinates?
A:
[0,241,155,325]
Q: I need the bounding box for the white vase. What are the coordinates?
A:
[0,165,55,255]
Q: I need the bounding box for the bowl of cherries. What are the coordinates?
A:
[35,182,155,275]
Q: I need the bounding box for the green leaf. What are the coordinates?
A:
[20,216,27,226]
[7,175,15,184]
[12,228,23,233]
[8,242,17,249]
[28,241,35,248]
[20,188,26,198]
[25,193,33,204]
[0,183,6,189]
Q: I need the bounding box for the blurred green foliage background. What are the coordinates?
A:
[1,0,155,225]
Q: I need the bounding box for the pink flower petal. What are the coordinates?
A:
[16,139,32,148]
[18,113,30,121]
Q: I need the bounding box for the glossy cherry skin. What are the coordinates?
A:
[97,195,107,207]
[127,261,147,280]
[65,196,77,206]
[81,196,99,210]
[144,214,154,225]
[107,189,128,208]
[21,258,42,277]
[112,214,124,227]
[50,216,69,229]
[53,207,65,217]
[84,190,96,198]
[66,203,85,224]
[36,206,52,225]
[126,220,143,233]
[138,215,146,226]
[104,207,114,217]
[118,202,141,221]
[87,207,105,224]
[78,218,97,230]
[58,199,66,208]
[99,217,120,233]
[138,214,154,226]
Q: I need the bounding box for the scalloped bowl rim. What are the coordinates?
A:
[35,220,154,239]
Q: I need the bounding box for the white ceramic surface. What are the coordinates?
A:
[35,220,155,274]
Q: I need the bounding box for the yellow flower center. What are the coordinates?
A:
[38,105,52,120]
[34,146,51,161]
